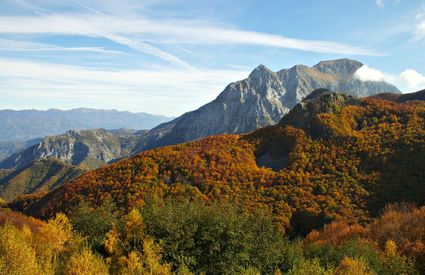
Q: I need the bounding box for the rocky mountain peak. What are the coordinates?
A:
[248,64,275,81]
[313,58,363,77]
[289,64,309,72]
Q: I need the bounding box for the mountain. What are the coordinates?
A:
[0,159,85,201]
[0,128,147,170]
[372,88,425,102]
[0,108,172,143]
[0,139,41,161]
[14,90,425,237]
[132,59,400,153]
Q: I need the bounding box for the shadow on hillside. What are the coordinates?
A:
[366,144,425,216]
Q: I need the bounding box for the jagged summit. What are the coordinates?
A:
[247,64,276,88]
[313,58,363,77]
[249,64,274,77]
[288,64,310,71]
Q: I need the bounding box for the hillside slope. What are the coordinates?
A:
[0,159,85,201]
[132,59,400,153]
[0,139,41,161]
[15,90,425,235]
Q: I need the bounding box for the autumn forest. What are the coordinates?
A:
[0,91,423,274]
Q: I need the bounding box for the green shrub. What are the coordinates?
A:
[141,198,291,274]
[304,239,416,274]
[69,199,120,253]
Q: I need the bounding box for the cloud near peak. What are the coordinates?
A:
[354,65,425,92]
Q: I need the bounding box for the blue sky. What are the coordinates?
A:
[0,0,424,116]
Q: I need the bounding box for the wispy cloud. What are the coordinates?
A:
[376,0,402,8]
[376,0,385,7]
[0,14,379,56]
[6,0,193,68]
[354,65,425,92]
[0,58,250,116]
[0,39,125,54]
[414,8,425,40]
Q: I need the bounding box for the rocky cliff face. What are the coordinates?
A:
[0,129,147,169]
[132,59,400,153]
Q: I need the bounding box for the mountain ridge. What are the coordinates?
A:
[131,59,400,153]
[0,128,147,170]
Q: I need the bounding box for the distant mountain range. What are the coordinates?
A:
[0,108,172,143]
[131,58,400,153]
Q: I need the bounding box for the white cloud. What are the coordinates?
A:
[0,14,379,56]
[399,69,425,89]
[0,58,250,116]
[354,65,425,92]
[354,65,388,82]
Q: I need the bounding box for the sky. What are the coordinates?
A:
[0,0,424,116]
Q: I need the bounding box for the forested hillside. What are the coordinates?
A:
[13,91,425,232]
[0,159,85,201]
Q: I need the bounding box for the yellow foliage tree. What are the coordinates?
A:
[0,224,39,275]
[119,251,144,274]
[385,240,397,256]
[29,212,74,274]
[334,257,375,275]
[64,248,109,275]
[139,238,171,275]
[104,223,120,254]
[287,258,332,275]
[38,212,73,252]
[124,209,145,246]
[104,209,171,275]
